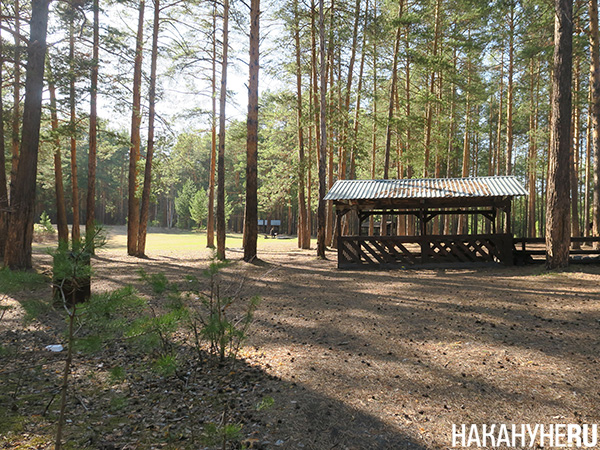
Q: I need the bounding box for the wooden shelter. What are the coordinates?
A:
[324,176,528,268]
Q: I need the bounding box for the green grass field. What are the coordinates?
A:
[34,225,313,256]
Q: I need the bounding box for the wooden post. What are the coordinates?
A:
[505,200,512,235]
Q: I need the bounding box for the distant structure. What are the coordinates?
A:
[258,219,281,235]
[324,176,528,268]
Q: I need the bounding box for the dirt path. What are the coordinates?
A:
[3,237,600,449]
[93,245,600,449]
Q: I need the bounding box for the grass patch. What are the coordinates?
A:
[0,409,26,435]
[20,298,52,323]
[0,268,47,294]
[31,226,313,255]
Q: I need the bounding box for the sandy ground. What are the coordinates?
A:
[3,230,600,449]
[92,240,600,449]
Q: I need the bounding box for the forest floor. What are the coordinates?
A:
[2,226,600,449]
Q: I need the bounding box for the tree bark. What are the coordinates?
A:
[495,50,504,175]
[10,0,21,201]
[243,0,260,262]
[137,0,160,257]
[369,1,378,236]
[217,0,230,260]
[527,58,538,238]
[0,35,8,256]
[422,0,441,178]
[127,0,145,256]
[4,0,50,269]
[505,4,515,176]
[294,0,310,249]
[585,87,592,237]
[324,3,335,246]
[459,50,471,234]
[546,0,573,269]
[571,53,582,247]
[589,0,600,246]
[349,0,368,182]
[316,0,327,258]
[69,5,81,246]
[206,0,218,249]
[86,0,99,249]
[48,76,69,244]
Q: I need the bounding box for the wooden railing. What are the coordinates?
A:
[513,237,600,258]
[338,234,514,268]
[338,235,600,268]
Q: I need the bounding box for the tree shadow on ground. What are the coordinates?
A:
[0,298,429,449]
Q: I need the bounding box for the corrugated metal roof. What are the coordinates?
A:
[324,176,528,201]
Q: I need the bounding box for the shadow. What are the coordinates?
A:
[0,291,428,449]
[14,245,600,449]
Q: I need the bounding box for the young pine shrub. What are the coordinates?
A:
[186,258,261,362]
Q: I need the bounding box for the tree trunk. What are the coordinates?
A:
[86,0,99,249]
[294,0,309,249]
[546,0,573,269]
[527,58,538,238]
[48,76,69,244]
[369,1,378,236]
[459,53,471,234]
[349,0,368,182]
[571,53,582,247]
[217,0,230,260]
[589,0,600,247]
[381,2,403,237]
[137,0,160,257]
[207,0,217,249]
[0,36,8,256]
[10,0,21,201]
[310,0,319,243]
[4,0,50,269]
[505,5,515,176]
[69,5,81,246]
[585,88,592,237]
[422,0,441,178]
[127,0,145,256]
[316,0,327,258]
[243,0,260,262]
[495,50,504,175]
[325,6,335,247]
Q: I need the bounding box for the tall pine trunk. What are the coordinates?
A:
[316,0,327,258]
[571,54,582,247]
[495,51,504,175]
[585,88,592,237]
[127,0,145,256]
[137,0,160,257]
[4,0,50,269]
[294,0,309,249]
[86,0,99,248]
[527,58,538,238]
[217,0,230,260]
[0,36,8,256]
[422,0,441,178]
[349,0,368,182]
[206,0,217,249]
[381,2,403,236]
[243,0,260,262]
[505,6,515,176]
[546,0,573,269]
[369,1,378,236]
[85,0,100,251]
[48,76,69,244]
[589,0,600,246]
[10,0,21,201]
[69,6,81,246]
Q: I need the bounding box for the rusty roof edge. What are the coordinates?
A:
[323,176,528,201]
